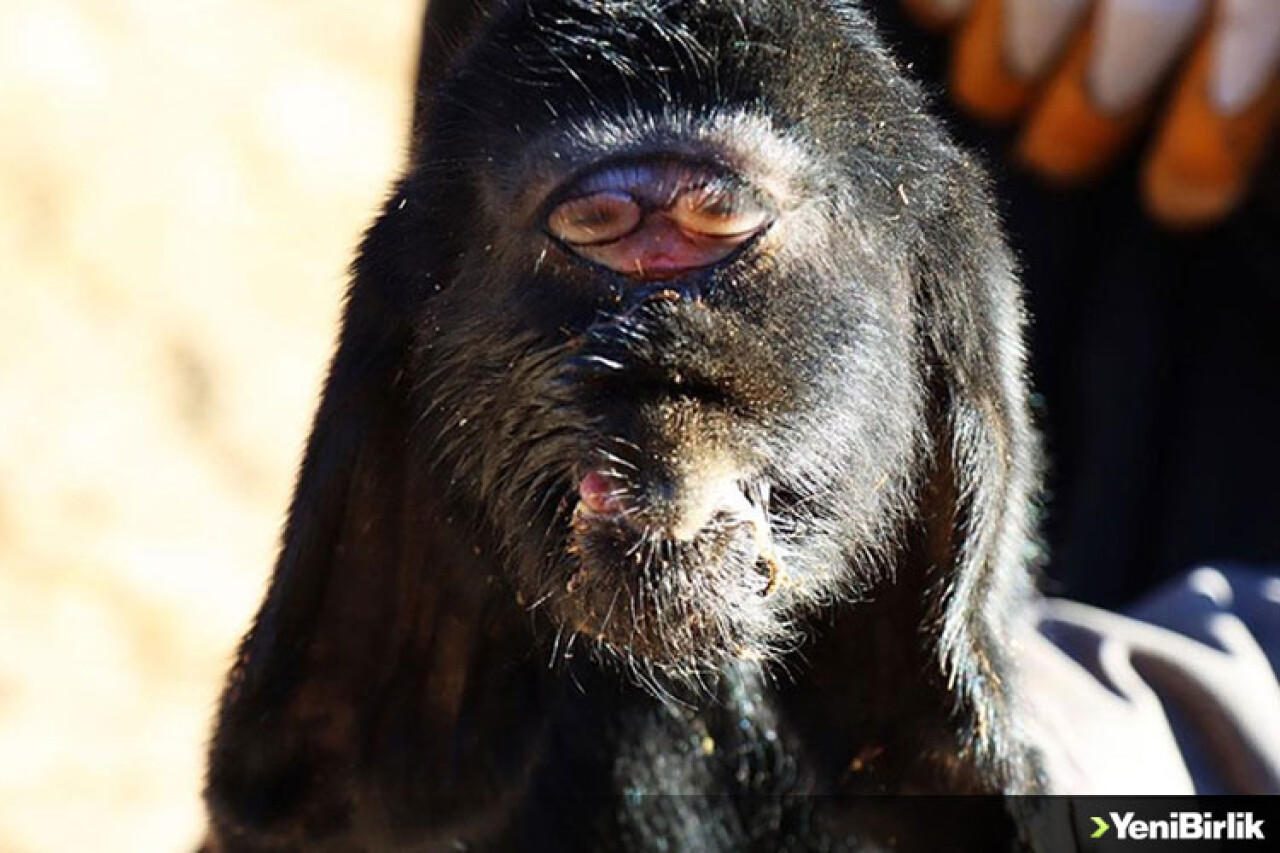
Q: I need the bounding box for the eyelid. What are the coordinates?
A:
[543,159,772,213]
[671,186,771,238]
[538,158,779,275]
[547,191,644,246]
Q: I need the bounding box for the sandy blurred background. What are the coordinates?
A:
[0,1,421,849]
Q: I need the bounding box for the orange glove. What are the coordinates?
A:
[906,0,1280,228]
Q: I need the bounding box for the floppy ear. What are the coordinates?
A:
[205,5,556,844]
[911,174,1043,791]
[202,225,420,839]
[204,203,543,846]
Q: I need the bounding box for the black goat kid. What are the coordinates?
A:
[205,2,1043,850]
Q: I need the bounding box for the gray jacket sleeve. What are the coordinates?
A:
[1019,567,1280,794]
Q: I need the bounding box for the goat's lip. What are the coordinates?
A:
[576,469,629,517]
[570,466,782,595]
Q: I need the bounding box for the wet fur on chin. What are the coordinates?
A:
[203,1,1046,849]
[416,281,902,689]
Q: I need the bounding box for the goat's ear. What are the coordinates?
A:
[410,0,495,160]
[205,207,539,846]
[202,250,423,843]
[912,182,1042,790]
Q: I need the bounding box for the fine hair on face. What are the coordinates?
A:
[203,2,1043,850]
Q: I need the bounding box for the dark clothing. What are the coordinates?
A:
[869,1,1280,608]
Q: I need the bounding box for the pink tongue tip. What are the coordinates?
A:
[578,470,625,515]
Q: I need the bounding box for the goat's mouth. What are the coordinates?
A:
[572,467,780,593]
[543,462,786,673]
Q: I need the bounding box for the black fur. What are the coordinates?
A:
[204,1,1044,850]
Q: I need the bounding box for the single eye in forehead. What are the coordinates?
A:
[672,184,771,239]
[547,191,643,246]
